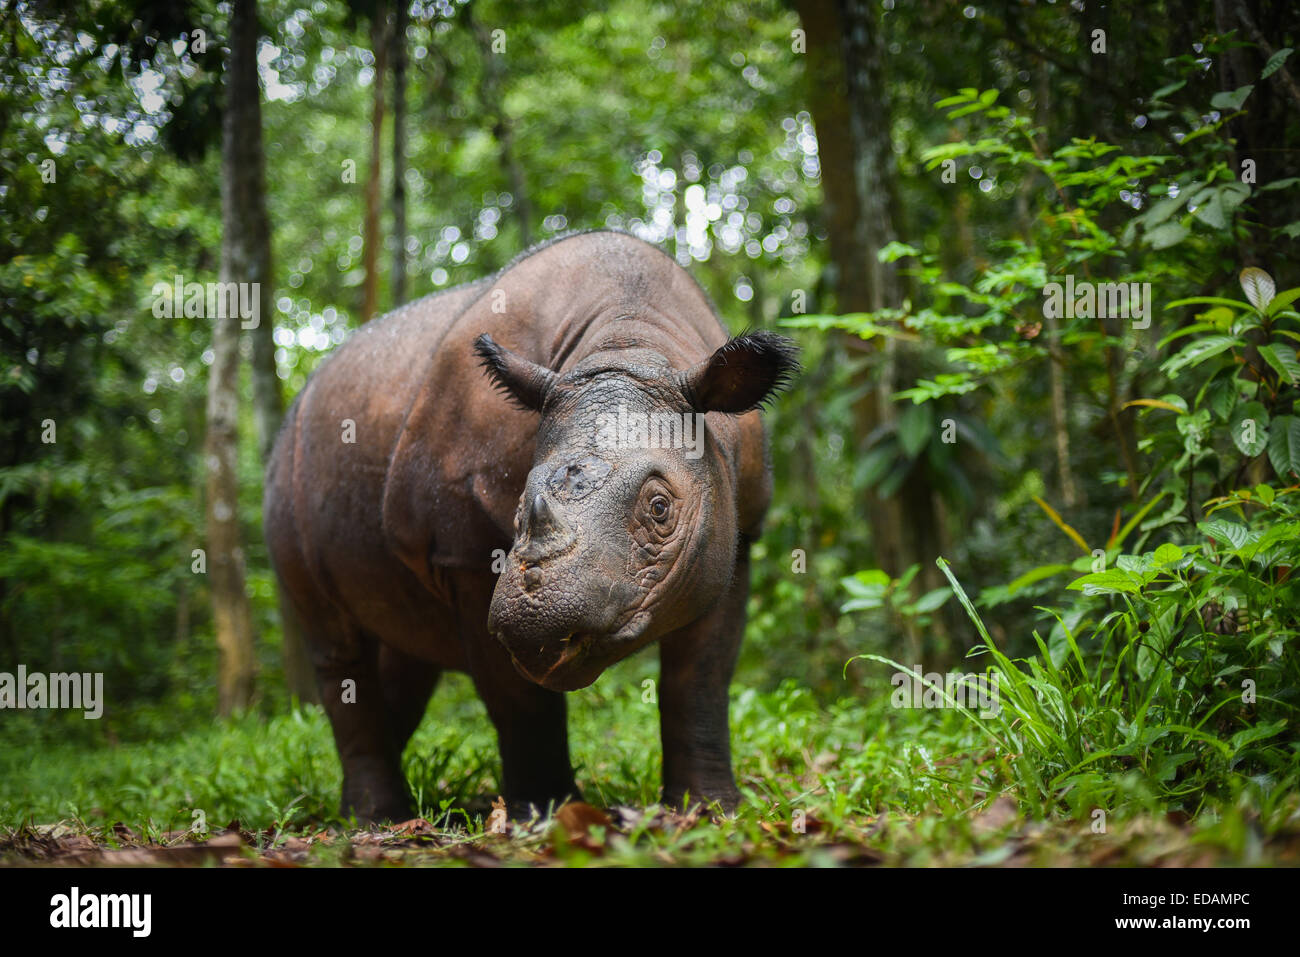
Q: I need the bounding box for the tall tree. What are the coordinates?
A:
[797,0,949,657]
[232,1,280,469]
[391,0,409,306]
[361,0,389,322]
[208,0,261,715]
[466,3,533,246]
[218,0,318,704]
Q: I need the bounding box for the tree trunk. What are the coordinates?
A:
[797,0,949,657]
[362,0,389,323]
[209,0,261,716]
[391,0,408,306]
[468,5,533,246]
[839,0,901,313]
[1033,58,1079,509]
[221,0,318,705]
[796,0,899,573]
[238,0,281,468]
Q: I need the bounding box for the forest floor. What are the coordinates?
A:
[6,795,1300,867]
[4,668,1299,867]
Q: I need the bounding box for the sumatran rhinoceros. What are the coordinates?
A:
[263,229,798,822]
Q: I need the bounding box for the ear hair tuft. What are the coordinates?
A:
[473,333,557,412]
[679,329,801,414]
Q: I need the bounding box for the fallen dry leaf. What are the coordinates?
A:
[52,831,244,867]
[552,802,612,853]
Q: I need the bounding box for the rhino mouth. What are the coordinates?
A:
[502,614,655,691]
[505,632,599,690]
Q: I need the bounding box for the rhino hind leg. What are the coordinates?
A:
[378,644,442,762]
[309,626,417,825]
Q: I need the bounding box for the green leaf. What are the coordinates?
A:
[1191,189,1228,229]
[1240,267,1276,311]
[857,444,898,489]
[1066,569,1142,595]
[877,460,910,498]
[1205,376,1239,421]
[1258,343,1300,384]
[877,241,921,263]
[910,587,953,614]
[1156,322,1217,350]
[1197,519,1249,550]
[1220,182,1251,212]
[848,569,891,588]
[1260,48,1293,80]
[1140,191,1189,229]
[1151,752,1196,783]
[1006,563,1072,594]
[1160,335,1239,378]
[1230,401,1270,457]
[1230,719,1287,752]
[841,597,884,613]
[1267,415,1300,480]
[1248,519,1300,552]
[840,571,889,612]
[1152,543,1184,566]
[1165,296,1254,311]
[1145,222,1189,249]
[935,90,977,109]
[1113,491,1168,548]
[1210,85,1254,111]
[896,402,933,459]
[1266,287,1300,316]
[1116,553,1153,574]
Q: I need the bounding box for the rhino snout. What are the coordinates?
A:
[487,542,642,691]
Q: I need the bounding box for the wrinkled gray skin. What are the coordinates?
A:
[264,230,797,822]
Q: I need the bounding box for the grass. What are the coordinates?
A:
[4,635,1299,865]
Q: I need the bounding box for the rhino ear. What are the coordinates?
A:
[473,334,558,412]
[679,330,800,414]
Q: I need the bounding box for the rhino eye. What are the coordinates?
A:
[649,495,670,521]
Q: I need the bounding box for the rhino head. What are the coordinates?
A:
[474,330,798,691]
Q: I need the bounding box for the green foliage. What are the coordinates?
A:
[828,50,1300,827]
[840,565,952,631]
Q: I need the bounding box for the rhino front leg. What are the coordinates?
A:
[458,570,581,817]
[657,547,749,813]
[472,661,580,818]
